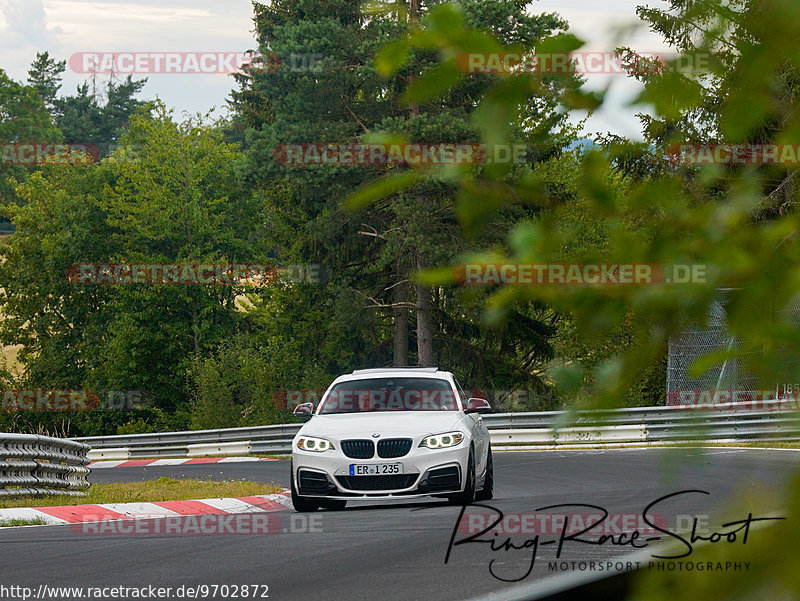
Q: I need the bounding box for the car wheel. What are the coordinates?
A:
[290,461,320,512]
[448,446,476,505]
[475,447,493,501]
[320,499,347,510]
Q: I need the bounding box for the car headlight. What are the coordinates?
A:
[419,432,465,449]
[296,436,334,452]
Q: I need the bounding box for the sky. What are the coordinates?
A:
[0,0,672,140]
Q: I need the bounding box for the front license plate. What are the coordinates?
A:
[349,463,403,476]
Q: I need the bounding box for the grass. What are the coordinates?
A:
[702,441,800,450]
[620,441,800,450]
[0,477,284,509]
[0,518,48,527]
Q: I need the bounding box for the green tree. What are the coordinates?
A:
[24,52,150,158]
[56,76,149,155]
[0,69,61,209]
[231,0,575,400]
[0,104,261,434]
[353,0,800,405]
[613,0,800,218]
[26,51,66,110]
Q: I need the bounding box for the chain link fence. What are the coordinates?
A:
[667,289,800,405]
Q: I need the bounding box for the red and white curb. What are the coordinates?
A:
[0,490,292,525]
[88,456,279,468]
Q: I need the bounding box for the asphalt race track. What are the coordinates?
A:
[2,448,797,600]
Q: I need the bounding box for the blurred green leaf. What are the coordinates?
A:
[343,171,420,210]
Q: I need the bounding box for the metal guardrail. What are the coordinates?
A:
[485,402,800,444]
[75,423,301,459]
[0,434,91,497]
[75,400,800,459]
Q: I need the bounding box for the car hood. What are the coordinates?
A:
[300,411,464,438]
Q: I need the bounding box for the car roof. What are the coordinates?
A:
[352,367,440,374]
[332,367,453,383]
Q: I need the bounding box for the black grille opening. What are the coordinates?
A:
[336,474,417,491]
[298,470,330,490]
[377,438,412,458]
[341,439,375,459]
[419,466,460,492]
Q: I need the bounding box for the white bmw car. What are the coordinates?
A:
[290,367,493,511]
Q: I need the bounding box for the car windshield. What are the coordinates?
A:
[318,377,459,414]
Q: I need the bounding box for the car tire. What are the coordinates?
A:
[448,446,476,505]
[320,499,347,510]
[290,462,320,512]
[475,447,493,501]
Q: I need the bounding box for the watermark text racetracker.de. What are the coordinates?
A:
[67,263,325,286]
[274,388,503,412]
[667,388,800,410]
[1,389,150,411]
[71,512,321,536]
[1,143,99,165]
[668,143,800,165]
[273,143,527,166]
[454,51,710,75]
[0,583,270,599]
[69,51,324,75]
[453,263,708,285]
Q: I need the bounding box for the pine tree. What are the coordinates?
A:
[230,0,573,392]
[622,0,800,215]
[26,51,66,111]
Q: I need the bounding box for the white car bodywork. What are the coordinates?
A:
[290,368,492,510]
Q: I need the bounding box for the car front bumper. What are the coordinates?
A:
[292,444,469,499]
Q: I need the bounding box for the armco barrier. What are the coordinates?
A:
[0,433,91,497]
[74,400,800,459]
[489,424,648,446]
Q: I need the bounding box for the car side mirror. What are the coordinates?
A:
[465,398,491,414]
[293,402,314,421]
